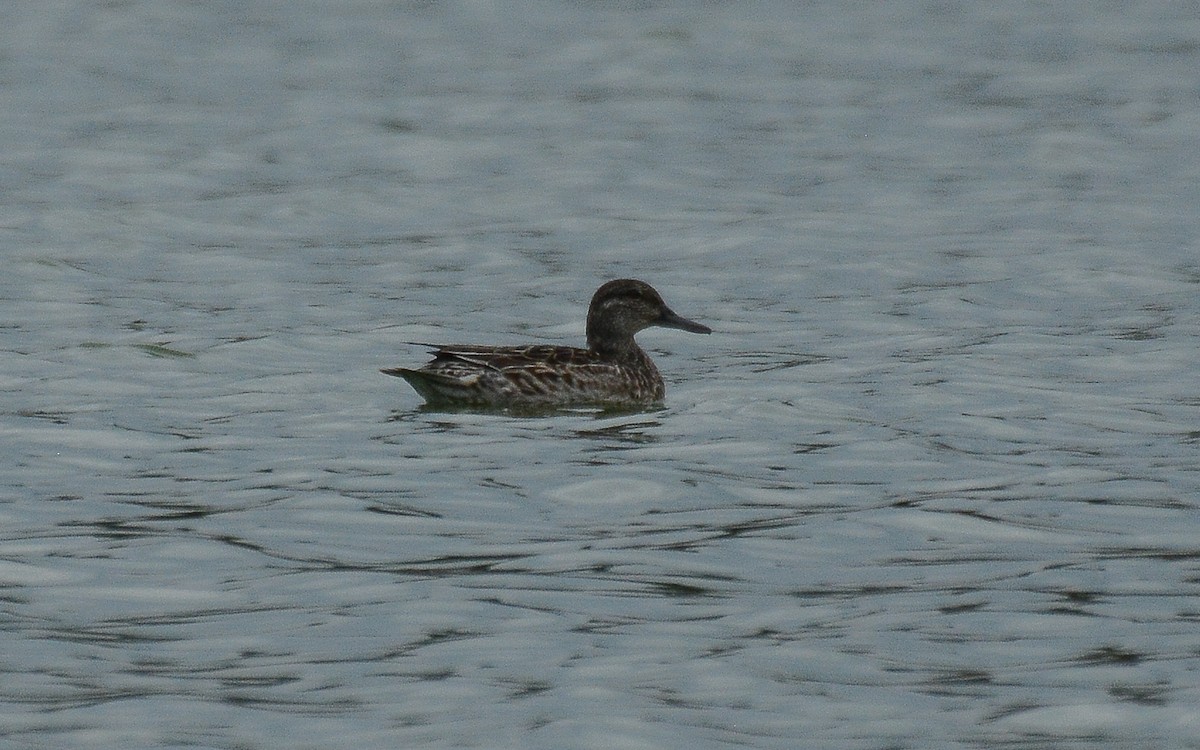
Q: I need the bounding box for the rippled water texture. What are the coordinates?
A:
[3,2,1199,748]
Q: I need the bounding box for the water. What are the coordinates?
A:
[3,2,1199,748]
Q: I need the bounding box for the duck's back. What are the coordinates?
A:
[382,344,664,406]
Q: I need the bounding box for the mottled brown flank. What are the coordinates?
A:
[382,279,710,407]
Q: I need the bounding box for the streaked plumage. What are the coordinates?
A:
[382,279,711,407]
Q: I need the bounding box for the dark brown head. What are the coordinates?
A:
[585,279,711,355]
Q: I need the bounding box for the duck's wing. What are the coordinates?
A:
[426,344,601,372]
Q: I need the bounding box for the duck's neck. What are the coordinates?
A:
[587,330,644,362]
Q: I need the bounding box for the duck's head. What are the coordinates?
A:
[586,279,711,353]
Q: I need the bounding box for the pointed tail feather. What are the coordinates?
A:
[382,367,482,403]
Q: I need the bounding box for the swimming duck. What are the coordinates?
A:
[382,279,711,407]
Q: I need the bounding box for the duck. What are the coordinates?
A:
[382,279,711,407]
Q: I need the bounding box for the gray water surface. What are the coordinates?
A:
[3,2,1199,749]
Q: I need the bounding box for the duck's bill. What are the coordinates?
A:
[659,309,712,334]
